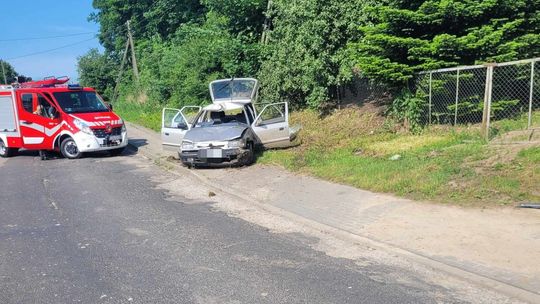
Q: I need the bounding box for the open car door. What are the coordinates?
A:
[161,106,201,151]
[252,102,293,149]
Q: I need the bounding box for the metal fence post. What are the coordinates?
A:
[528,61,535,129]
[454,69,460,125]
[428,72,432,125]
[482,65,495,140]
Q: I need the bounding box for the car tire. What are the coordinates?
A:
[109,147,125,156]
[0,139,16,158]
[240,142,255,166]
[60,137,82,159]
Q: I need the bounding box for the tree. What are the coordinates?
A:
[90,0,205,53]
[77,49,117,100]
[346,0,540,87]
[203,0,268,40]
[137,12,262,106]
[0,60,18,84]
[257,0,373,109]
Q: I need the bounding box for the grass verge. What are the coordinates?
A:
[116,98,540,207]
[258,109,540,207]
[115,100,162,132]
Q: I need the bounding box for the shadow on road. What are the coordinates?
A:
[12,146,138,160]
[128,138,148,149]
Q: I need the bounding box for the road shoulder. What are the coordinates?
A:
[126,121,540,303]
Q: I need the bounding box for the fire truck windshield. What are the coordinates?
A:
[53,91,110,114]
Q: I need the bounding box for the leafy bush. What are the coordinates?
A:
[388,91,426,132]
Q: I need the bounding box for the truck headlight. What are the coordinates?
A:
[228,139,244,148]
[181,141,195,150]
[73,118,93,135]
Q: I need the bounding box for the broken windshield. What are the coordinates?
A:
[194,109,248,127]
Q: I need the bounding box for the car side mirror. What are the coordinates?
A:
[177,122,188,130]
[106,103,113,111]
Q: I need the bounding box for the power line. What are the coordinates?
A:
[0,32,96,42]
[6,37,98,61]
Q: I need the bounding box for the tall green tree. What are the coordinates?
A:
[203,0,268,40]
[258,0,373,109]
[138,12,262,106]
[77,49,117,100]
[0,59,18,84]
[346,0,540,87]
[90,0,205,53]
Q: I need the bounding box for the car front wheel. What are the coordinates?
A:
[60,137,82,159]
[239,142,255,166]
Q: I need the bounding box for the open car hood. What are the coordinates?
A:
[184,123,249,142]
[209,78,258,104]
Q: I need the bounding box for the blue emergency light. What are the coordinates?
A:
[68,84,82,90]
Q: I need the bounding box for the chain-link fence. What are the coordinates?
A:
[417,58,540,140]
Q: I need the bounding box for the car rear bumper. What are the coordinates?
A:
[180,148,248,165]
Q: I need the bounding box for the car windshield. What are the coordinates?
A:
[211,79,256,100]
[53,91,110,114]
[194,109,248,127]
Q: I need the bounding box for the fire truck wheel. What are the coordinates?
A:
[60,137,82,159]
[0,140,17,158]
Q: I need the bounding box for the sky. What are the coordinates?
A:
[0,1,101,82]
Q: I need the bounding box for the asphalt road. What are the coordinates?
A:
[0,151,461,304]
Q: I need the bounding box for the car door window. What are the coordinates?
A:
[163,106,202,129]
[180,106,201,126]
[35,94,56,119]
[256,103,286,125]
[163,108,183,128]
[21,94,34,113]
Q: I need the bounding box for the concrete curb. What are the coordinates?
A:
[126,123,540,303]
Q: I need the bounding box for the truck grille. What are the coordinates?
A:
[93,127,122,138]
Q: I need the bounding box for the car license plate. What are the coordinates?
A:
[109,135,122,141]
[200,149,222,158]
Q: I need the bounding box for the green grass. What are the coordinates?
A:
[259,109,540,207]
[115,100,162,132]
[490,111,540,136]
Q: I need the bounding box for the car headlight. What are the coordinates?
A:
[121,123,127,133]
[181,141,195,150]
[73,118,93,135]
[228,139,244,148]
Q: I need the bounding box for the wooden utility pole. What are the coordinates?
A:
[126,20,139,81]
[1,60,7,84]
[261,0,273,45]
[112,39,130,103]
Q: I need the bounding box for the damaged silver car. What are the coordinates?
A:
[160,78,298,167]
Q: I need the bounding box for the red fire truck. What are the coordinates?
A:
[0,77,127,159]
